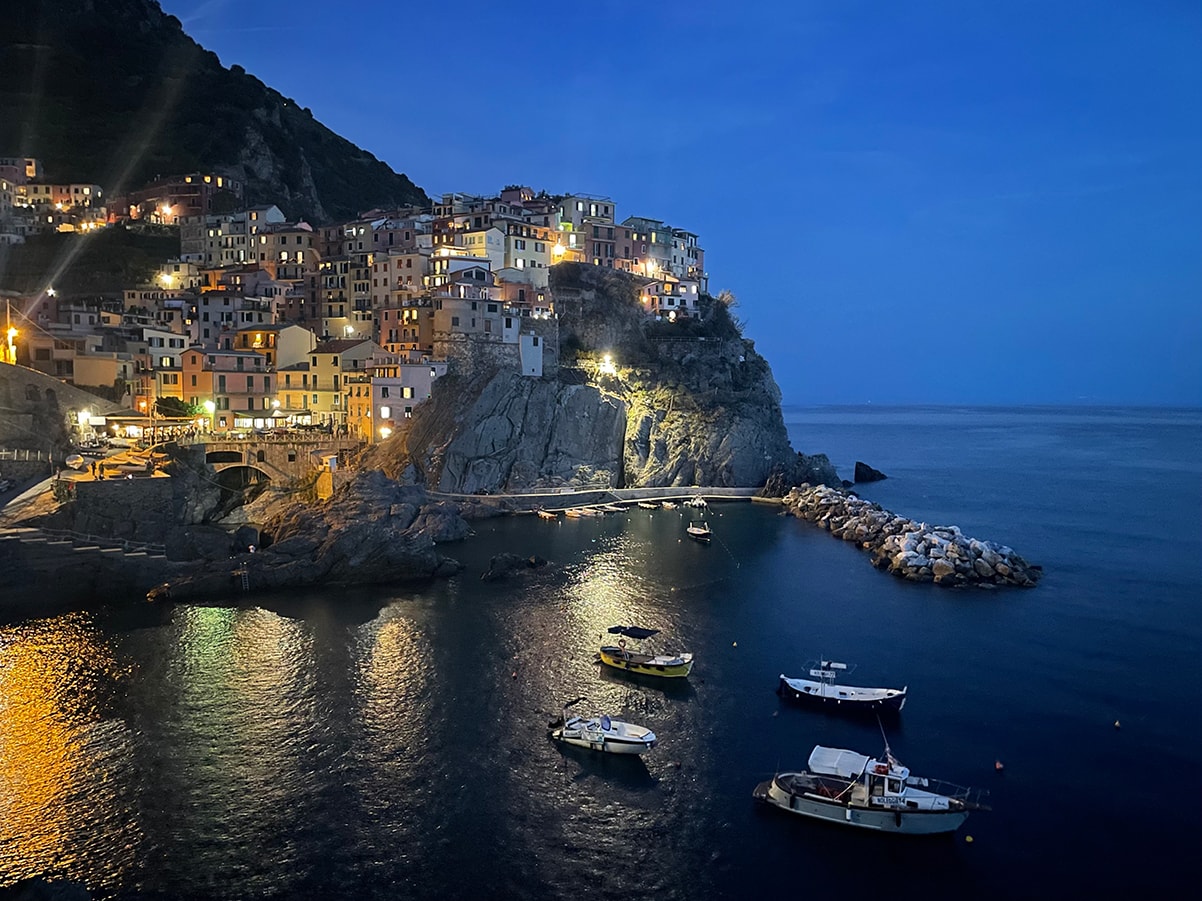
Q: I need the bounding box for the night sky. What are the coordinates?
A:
[160,0,1201,406]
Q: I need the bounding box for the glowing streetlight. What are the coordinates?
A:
[599,353,617,376]
[379,426,392,440]
[203,399,216,432]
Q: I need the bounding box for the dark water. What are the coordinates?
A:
[2,406,1199,899]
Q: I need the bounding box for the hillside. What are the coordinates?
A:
[0,0,427,223]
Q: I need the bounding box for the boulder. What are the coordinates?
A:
[854,461,888,483]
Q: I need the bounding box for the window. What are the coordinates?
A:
[381,386,390,398]
[380,405,391,418]
[451,316,460,326]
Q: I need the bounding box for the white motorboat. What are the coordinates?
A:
[685,521,713,543]
[684,495,708,508]
[637,501,658,510]
[549,700,657,755]
[777,661,907,714]
[753,744,987,835]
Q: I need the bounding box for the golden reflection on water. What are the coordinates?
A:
[0,613,133,889]
[352,604,433,758]
[561,533,687,660]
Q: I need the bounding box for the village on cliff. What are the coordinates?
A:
[1,156,707,441]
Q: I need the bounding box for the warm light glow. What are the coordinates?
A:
[160,205,172,216]
[272,399,280,409]
[159,272,174,288]
[599,353,617,376]
[203,400,216,414]
[552,243,565,257]
[46,287,56,297]
[379,426,392,439]
[344,325,354,335]
[379,406,391,419]
[77,410,91,425]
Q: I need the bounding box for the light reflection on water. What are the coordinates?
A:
[0,613,137,893]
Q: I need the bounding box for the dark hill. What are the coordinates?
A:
[0,0,427,223]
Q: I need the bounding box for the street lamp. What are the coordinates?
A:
[203,399,216,432]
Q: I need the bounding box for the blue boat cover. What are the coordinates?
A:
[607,625,659,639]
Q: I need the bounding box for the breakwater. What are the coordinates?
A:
[782,484,1041,588]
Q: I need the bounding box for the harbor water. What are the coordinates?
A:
[1,406,1199,899]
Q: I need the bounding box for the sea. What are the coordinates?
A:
[1,406,1199,900]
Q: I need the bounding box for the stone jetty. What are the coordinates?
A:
[782,484,1041,588]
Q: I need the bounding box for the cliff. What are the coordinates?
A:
[365,264,839,492]
[0,0,427,222]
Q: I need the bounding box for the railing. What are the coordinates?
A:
[11,525,166,557]
[0,448,51,461]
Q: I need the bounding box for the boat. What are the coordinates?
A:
[660,501,678,509]
[684,495,708,508]
[549,698,657,755]
[598,625,694,678]
[637,501,658,510]
[536,509,558,520]
[753,743,987,835]
[600,504,625,513]
[564,508,585,518]
[685,521,713,543]
[777,661,907,713]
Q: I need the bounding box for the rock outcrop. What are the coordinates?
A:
[367,264,839,493]
[854,461,888,483]
[783,484,1042,588]
[151,471,465,601]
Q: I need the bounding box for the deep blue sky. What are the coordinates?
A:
[161,0,1201,406]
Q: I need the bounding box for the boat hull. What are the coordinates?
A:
[551,732,654,755]
[753,777,969,835]
[599,647,694,678]
[777,676,906,713]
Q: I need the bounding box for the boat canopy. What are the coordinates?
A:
[607,626,659,640]
[808,746,872,779]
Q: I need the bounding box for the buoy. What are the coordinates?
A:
[512,672,517,678]
[965,835,974,843]
[994,760,1004,772]
[1114,720,1121,730]
[732,641,738,647]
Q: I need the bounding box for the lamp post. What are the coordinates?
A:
[203,399,216,433]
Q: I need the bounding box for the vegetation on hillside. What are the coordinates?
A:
[1,0,427,222]
[0,228,178,295]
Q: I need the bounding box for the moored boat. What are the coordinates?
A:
[685,521,713,543]
[753,744,987,835]
[660,501,678,510]
[598,625,694,678]
[777,661,906,713]
[637,501,658,510]
[536,509,558,520]
[684,495,708,509]
[549,699,657,755]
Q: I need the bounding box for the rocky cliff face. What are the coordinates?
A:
[366,264,839,492]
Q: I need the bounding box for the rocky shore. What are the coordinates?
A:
[782,484,1042,588]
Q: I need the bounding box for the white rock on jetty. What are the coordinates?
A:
[782,484,1041,588]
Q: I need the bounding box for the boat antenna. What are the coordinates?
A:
[876,714,894,763]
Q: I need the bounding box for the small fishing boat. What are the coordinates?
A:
[564,508,585,518]
[600,504,625,513]
[685,521,712,543]
[536,509,558,520]
[777,661,907,713]
[753,743,987,835]
[599,625,694,678]
[684,495,708,509]
[660,501,678,510]
[637,501,658,510]
[549,698,657,755]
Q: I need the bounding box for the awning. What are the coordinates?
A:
[607,625,659,640]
